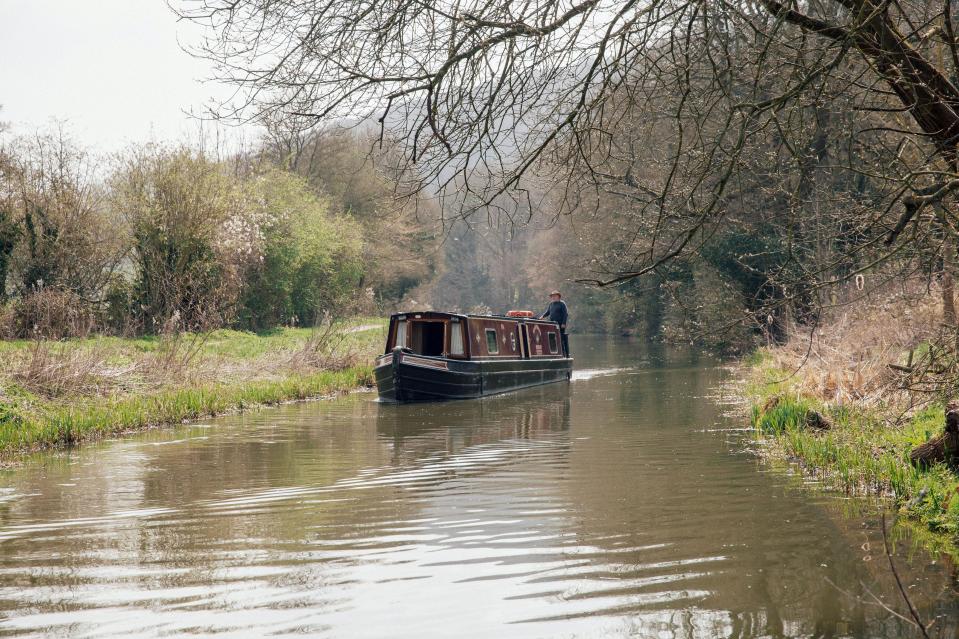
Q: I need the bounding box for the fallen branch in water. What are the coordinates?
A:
[881,512,931,639]
[824,513,932,637]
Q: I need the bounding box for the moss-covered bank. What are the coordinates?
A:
[745,351,959,552]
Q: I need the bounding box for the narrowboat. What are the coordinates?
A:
[374,311,572,402]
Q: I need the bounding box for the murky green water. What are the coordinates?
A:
[0,337,957,637]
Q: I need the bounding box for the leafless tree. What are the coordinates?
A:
[179,0,959,268]
[174,0,959,367]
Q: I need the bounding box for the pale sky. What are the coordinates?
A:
[0,0,254,151]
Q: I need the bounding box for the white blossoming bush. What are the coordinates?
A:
[238,169,364,329]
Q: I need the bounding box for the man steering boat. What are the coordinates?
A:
[540,290,570,357]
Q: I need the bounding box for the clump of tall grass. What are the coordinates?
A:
[752,395,816,435]
[140,312,216,386]
[284,319,359,373]
[0,366,374,453]
[12,340,131,398]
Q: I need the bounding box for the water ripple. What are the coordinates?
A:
[0,340,954,638]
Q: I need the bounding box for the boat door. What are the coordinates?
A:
[524,322,547,357]
[517,322,528,358]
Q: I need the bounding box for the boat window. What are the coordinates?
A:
[395,320,407,348]
[548,332,558,354]
[450,322,464,356]
[410,321,445,356]
[485,329,499,354]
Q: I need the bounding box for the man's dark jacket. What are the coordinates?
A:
[541,300,569,329]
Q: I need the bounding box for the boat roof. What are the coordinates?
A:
[389,310,554,322]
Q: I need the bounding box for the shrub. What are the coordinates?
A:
[9,288,96,339]
[112,146,253,331]
[239,170,364,329]
[1,129,124,301]
[0,207,17,303]
[0,300,14,339]
[261,127,438,306]
[100,274,137,335]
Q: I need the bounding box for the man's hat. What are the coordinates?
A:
[550,290,561,297]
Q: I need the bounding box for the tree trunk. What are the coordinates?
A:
[910,401,959,467]
[943,210,959,353]
[943,225,956,325]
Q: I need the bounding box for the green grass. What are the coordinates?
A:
[0,320,387,362]
[0,319,386,459]
[0,367,373,453]
[746,357,959,552]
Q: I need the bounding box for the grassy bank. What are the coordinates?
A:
[0,320,386,460]
[745,349,959,550]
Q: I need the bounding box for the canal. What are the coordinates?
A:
[0,336,957,637]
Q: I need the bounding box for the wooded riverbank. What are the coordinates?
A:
[0,320,385,461]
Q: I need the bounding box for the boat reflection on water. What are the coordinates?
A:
[376,383,571,463]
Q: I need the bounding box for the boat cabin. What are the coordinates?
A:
[385,311,565,360]
[376,310,572,401]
